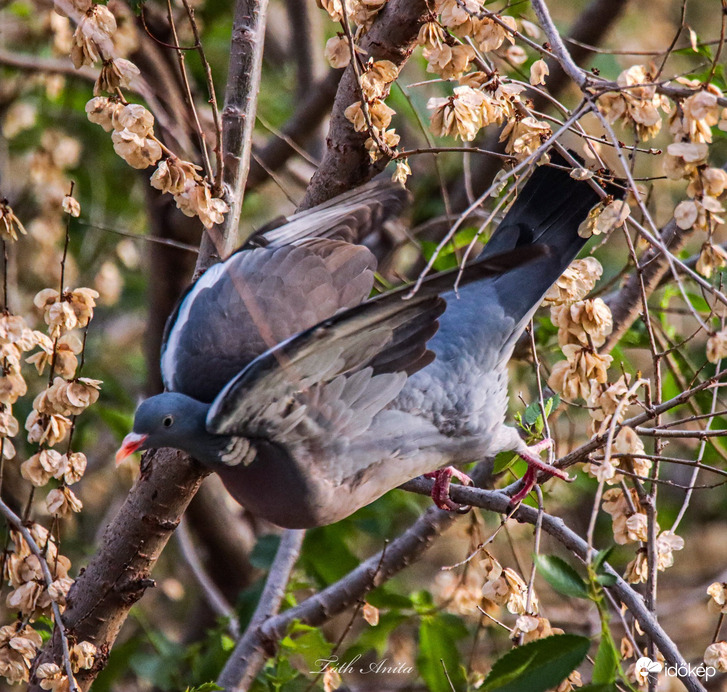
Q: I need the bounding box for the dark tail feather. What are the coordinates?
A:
[479,153,618,323]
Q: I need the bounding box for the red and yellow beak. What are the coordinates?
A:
[116,432,148,466]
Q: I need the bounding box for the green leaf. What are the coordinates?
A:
[417,614,468,692]
[493,451,518,474]
[481,634,590,692]
[577,685,620,692]
[593,547,614,574]
[595,573,618,587]
[534,555,589,599]
[592,634,619,684]
[184,684,223,692]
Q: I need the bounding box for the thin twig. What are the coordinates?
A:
[0,499,78,692]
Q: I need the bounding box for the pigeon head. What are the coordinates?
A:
[116,392,228,467]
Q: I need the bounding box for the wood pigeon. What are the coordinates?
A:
[117,160,609,528]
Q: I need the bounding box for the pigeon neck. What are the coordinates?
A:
[170,397,235,467]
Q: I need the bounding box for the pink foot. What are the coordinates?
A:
[424,466,473,511]
[509,439,573,504]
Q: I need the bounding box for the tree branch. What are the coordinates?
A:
[217,529,305,691]
[199,0,270,274]
[400,480,707,692]
[298,0,430,210]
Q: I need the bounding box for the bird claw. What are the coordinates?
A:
[509,438,573,505]
[424,466,473,512]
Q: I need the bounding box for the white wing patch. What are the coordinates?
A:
[160,260,228,391]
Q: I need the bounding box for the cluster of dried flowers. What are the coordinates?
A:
[58,0,228,229]
[433,551,580,691]
[0,198,101,687]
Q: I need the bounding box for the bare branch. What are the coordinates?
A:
[199,0,270,274]
[217,529,305,690]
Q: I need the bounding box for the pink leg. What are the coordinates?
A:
[509,439,573,504]
[424,466,473,511]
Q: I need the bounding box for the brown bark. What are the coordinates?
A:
[32,451,210,690]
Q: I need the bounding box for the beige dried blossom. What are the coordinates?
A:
[0,408,19,439]
[428,86,491,141]
[671,80,723,143]
[6,581,43,615]
[504,45,527,65]
[316,0,349,22]
[597,65,668,141]
[94,261,124,304]
[360,59,398,100]
[0,372,27,406]
[21,450,62,487]
[36,662,62,689]
[674,197,724,232]
[554,670,582,692]
[350,0,387,28]
[85,96,123,132]
[655,530,683,570]
[391,158,411,185]
[482,566,536,615]
[94,57,140,95]
[689,166,727,198]
[27,333,83,379]
[578,199,630,238]
[324,35,351,68]
[112,103,154,137]
[696,242,727,278]
[150,157,202,196]
[417,21,446,49]
[663,140,708,180]
[173,181,230,229]
[3,101,37,139]
[25,410,72,447]
[551,298,613,348]
[62,195,81,218]
[435,569,482,616]
[707,328,727,363]
[111,128,162,169]
[704,642,727,672]
[602,487,646,545]
[615,427,651,477]
[707,582,727,614]
[365,128,400,162]
[499,116,551,161]
[544,257,603,306]
[48,576,74,606]
[70,6,112,68]
[0,624,42,684]
[473,15,517,52]
[529,59,549,86]
[344,99,395,133]
[512,615,559,643]
[70,640,97,673]
[47,486,83,516]
[548,345,612,400]
[424,43,475,80]
[0,201,28,243]
[63,452,87,485]
[37,376,102,417]
[438,0,481,32]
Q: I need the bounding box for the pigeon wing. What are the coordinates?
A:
[161,239,377,402]
[206,246,545,451]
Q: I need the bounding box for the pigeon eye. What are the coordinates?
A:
[162,415,174,428]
